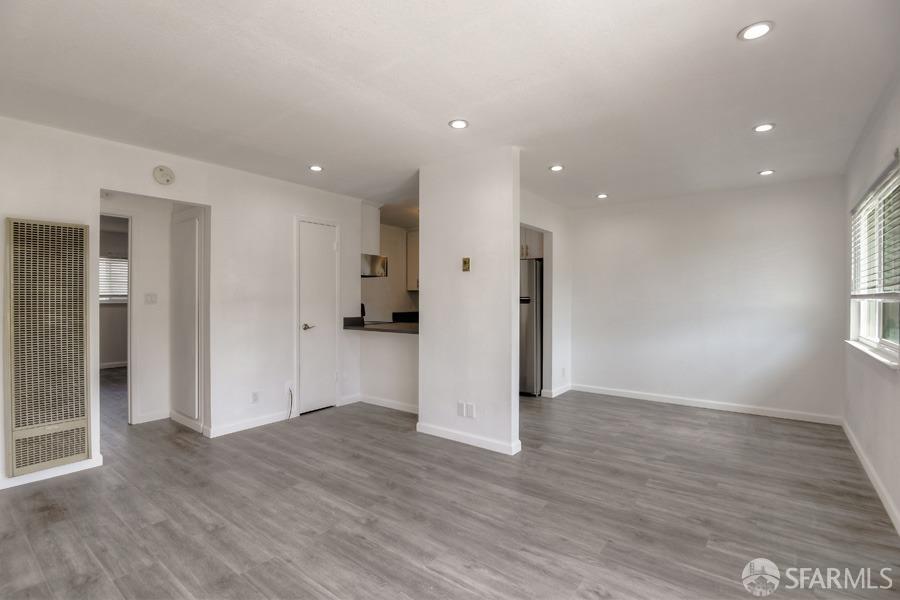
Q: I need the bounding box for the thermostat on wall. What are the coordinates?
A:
[153,165,175,185]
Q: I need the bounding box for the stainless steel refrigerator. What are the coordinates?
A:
[520,259,542,396]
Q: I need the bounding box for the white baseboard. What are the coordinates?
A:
[416,422,521,455]
[0,455,104,490]
[571,384,843,425]
[359,395,418,414]
[169,410,204,434]
[100,361,127,370]
[205,410,287,438]
[540,383,572,398]
[131,409,169,424]
[843,421,900,536]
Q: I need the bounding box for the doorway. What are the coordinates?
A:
[294,219,340,414]
[98,215,131,429]
[519,224,553,398]
[99,190,211,435]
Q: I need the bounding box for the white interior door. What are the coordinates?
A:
[298,220,338,413]
[171,211,200,422]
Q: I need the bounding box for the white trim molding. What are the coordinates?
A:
[131,409,169,424]
[541,384,572,398]
[337,394,361,407]
[843,421,900,536]
[204,411,287,438]
[359,395,418,414]
[845,339,900,370]
[571,384,843,425]
[0,455,104,490]
[169,410,205,434]
[416,422,522,455]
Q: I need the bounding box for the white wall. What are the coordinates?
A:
[570,177,847,423]
[100,230,128,257]
[843,73,900,533]
[0,116,362,488]
[361,224,417,322]
[99,304,128,367]
[521,188,573,396]
[418,146,521,455]
[359,332,418,413]
[101,192,174,423]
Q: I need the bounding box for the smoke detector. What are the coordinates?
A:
[153,165,175,185]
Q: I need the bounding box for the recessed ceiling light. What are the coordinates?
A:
[549,164,564,172]
[309,165,323,172]
[753,123,775,133]
[738,21,773,41]
[448,119,468,129]
[758,169,775,176]
[596,193,608,199]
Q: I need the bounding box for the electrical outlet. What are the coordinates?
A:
[457,401,465,417]
[562,367,566,377]
[251,392,259,404]
[465,403,475,418]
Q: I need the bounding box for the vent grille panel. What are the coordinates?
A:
[7,219,89,476]
[14,427,86,470]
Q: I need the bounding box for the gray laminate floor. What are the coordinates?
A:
[1,370,899,599]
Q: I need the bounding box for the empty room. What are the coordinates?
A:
[1,1,900,599]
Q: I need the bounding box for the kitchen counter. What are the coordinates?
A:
[343,317,418,335]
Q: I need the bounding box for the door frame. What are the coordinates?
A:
[98,211,134,424]
[99,190,211,434]
[292,216,342,418]
[170,205,206,432]
[520,222,553,397]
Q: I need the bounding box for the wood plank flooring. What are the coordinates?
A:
[1,368,898,599]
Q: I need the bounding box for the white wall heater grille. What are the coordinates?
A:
[6,218,90,476]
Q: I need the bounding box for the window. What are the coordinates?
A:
[99,257,128,302]
[849,151,900,364]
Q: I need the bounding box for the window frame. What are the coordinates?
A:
[98,255,129,304]
[849,299,899,368]
[881,302,900,353]
[848,150,900,367]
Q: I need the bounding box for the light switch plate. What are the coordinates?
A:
[144,293,158,305]
[462,257,470,272]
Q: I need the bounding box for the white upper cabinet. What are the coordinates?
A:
[520,226,543,259]
[362,203,381,255]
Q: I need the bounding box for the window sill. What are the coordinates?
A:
[845,339,900,370]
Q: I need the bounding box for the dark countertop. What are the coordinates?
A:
[343,317,418,335]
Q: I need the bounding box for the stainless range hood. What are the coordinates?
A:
[361,254,388,277]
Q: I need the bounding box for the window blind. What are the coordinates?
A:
[99,257,128,298]
[851,152,900,297]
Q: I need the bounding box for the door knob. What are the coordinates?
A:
[302,323,316,330]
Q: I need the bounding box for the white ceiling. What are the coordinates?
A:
[1,1,899,209]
